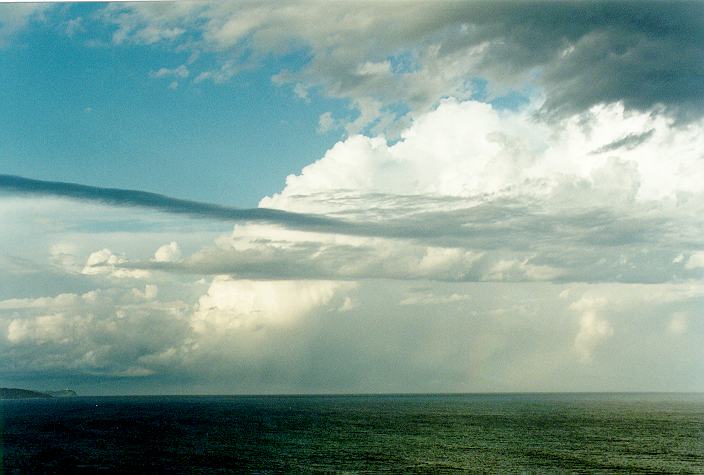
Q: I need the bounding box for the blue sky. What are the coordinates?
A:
[0,1,703,395]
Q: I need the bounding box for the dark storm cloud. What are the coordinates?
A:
[445,1,704,120]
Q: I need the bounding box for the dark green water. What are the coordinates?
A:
[1,393,702,473]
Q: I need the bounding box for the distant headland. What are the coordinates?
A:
[0,388,77,399]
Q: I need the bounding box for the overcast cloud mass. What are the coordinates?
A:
[0,1,703,394]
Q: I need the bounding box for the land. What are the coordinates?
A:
[0,388,77,399]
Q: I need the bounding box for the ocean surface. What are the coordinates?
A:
[1,393,702,473]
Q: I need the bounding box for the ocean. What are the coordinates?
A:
[1,393,702,473]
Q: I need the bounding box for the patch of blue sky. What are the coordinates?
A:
[469,77,532,111]
[491,90,531,111]
[389,50,420,74]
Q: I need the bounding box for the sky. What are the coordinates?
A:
[0,1,703,395]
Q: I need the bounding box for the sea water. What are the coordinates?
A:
[1,393,702,472]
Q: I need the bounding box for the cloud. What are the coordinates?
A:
[685,252,704,270]
[0,292,81,312]
[190,276,351,334]
[668,312,688,336]
[64,16,83,37]
[570,296,613,363]
[7,314,72,344]
[317,112,336,134]
[262,100,704,210]
[150,65,189,79]
[0,286,192,378]
[399,291,471,306]
[146,232,486,282]
[49,242,80,273]
[590,130,655,155]
[95,1,704,131]
[98,2,195,45]
[82,248,149,279]
[0,3,49,47]
[154,242,182,263]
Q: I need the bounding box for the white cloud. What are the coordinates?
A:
[668,312,688,336]
[64,17,83,37]
[685,252,704,270]
[262,100,704,212]
[132,284,158,300]
[154,241,182,263]
[293,83,309,101]
[317,112,336,134]
[7,314,72,344]
[0,4,48,47]
[82,248,149,279]
[570,296,613,363]
[99,3,193,45]
[193,61,242,84]
[483,259,563,282]
[0,285,192,377]
[150,65,189,79]
[399,292,471,306]
[338,296,356,312]
[190,276,351,334]
[50,242,79,272]
[0,292,80,311]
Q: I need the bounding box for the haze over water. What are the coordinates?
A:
[2,393,702,472]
